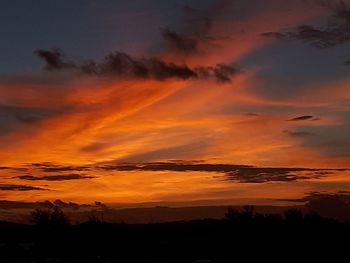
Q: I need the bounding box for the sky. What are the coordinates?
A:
[1,0,350,207]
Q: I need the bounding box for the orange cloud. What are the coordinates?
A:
[0,1,348,207]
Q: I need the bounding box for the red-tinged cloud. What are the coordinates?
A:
[262,0,350,62]
[1,0,350,208]
[34,49,238,83]
[288,115,315,121]
[160,0,326,67]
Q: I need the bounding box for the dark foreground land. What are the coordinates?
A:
[0,207,349,262]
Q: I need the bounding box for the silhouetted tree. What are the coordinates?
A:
[1,205,349,262]
[284,209,303,222]
[87,210,104,223]
[241,205,255,220]
[30,209,51,228]
[225,205,255,223]
[225,207,240,221]
[30,206,70,229]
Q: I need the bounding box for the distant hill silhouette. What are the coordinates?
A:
[0,206,348,262]
[2,193,350,224]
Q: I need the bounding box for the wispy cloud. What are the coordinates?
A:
[18,174,95,181]
[263,1,350,48]
[98,161,339,183]
[0,184,47,191]
[288,115,315,121]
[278,190,350,220]
[29,163,91,173]
[160,3,228,55]
[34,49,238,83]
[0,0,349,205]
[283,130,316,137]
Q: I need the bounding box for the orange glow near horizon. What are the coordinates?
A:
[1,1,350,207]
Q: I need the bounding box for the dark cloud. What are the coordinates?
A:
[98,161,337,184]
[35,49,238,83]
[290,117,350,156]
[0,184,47,191]
[280,191,350,220]
[278,190,350,202]
[34,49,76,71]
[34,2,238,83]
[100,162,253,173]
[182,5,213,37]
[50,199,94,210]
[28,163,90,172]
[210,64,239,83]
[0,200,44,209]
[226,168,323,183]
[86,140,211,163]
[160,4,222,54]
[0,104,63,134]
[0,199,94,210]
[18,174,95,181]
[283,130,316,137]
[190,64,239,83]
[161,27,198,53]
[263,1,350,49]
[288,115,314,121]
[83,51,197,80]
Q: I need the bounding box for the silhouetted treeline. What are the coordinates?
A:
[0,206,348,262]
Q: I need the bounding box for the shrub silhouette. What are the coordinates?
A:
[30,206,70,229]
[0,205,346,262]
[224,207,240,221]
[284,209,304,222]
[225,205,255,222]
[87,210,104,223]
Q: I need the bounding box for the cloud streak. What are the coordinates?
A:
[288,115,315,121]
[29,163,91,173]
[1,0,350,206]
[34,49,239,83]
[18,174,95,181]
[0,184,47,191]
[160,3,224,55]
[283,130,316,137]
[98,161,339,183]
[161,27,199,54]
[262,1,350,50]
[34,49,76,71]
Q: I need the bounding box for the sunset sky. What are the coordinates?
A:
[1,0,350,207]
